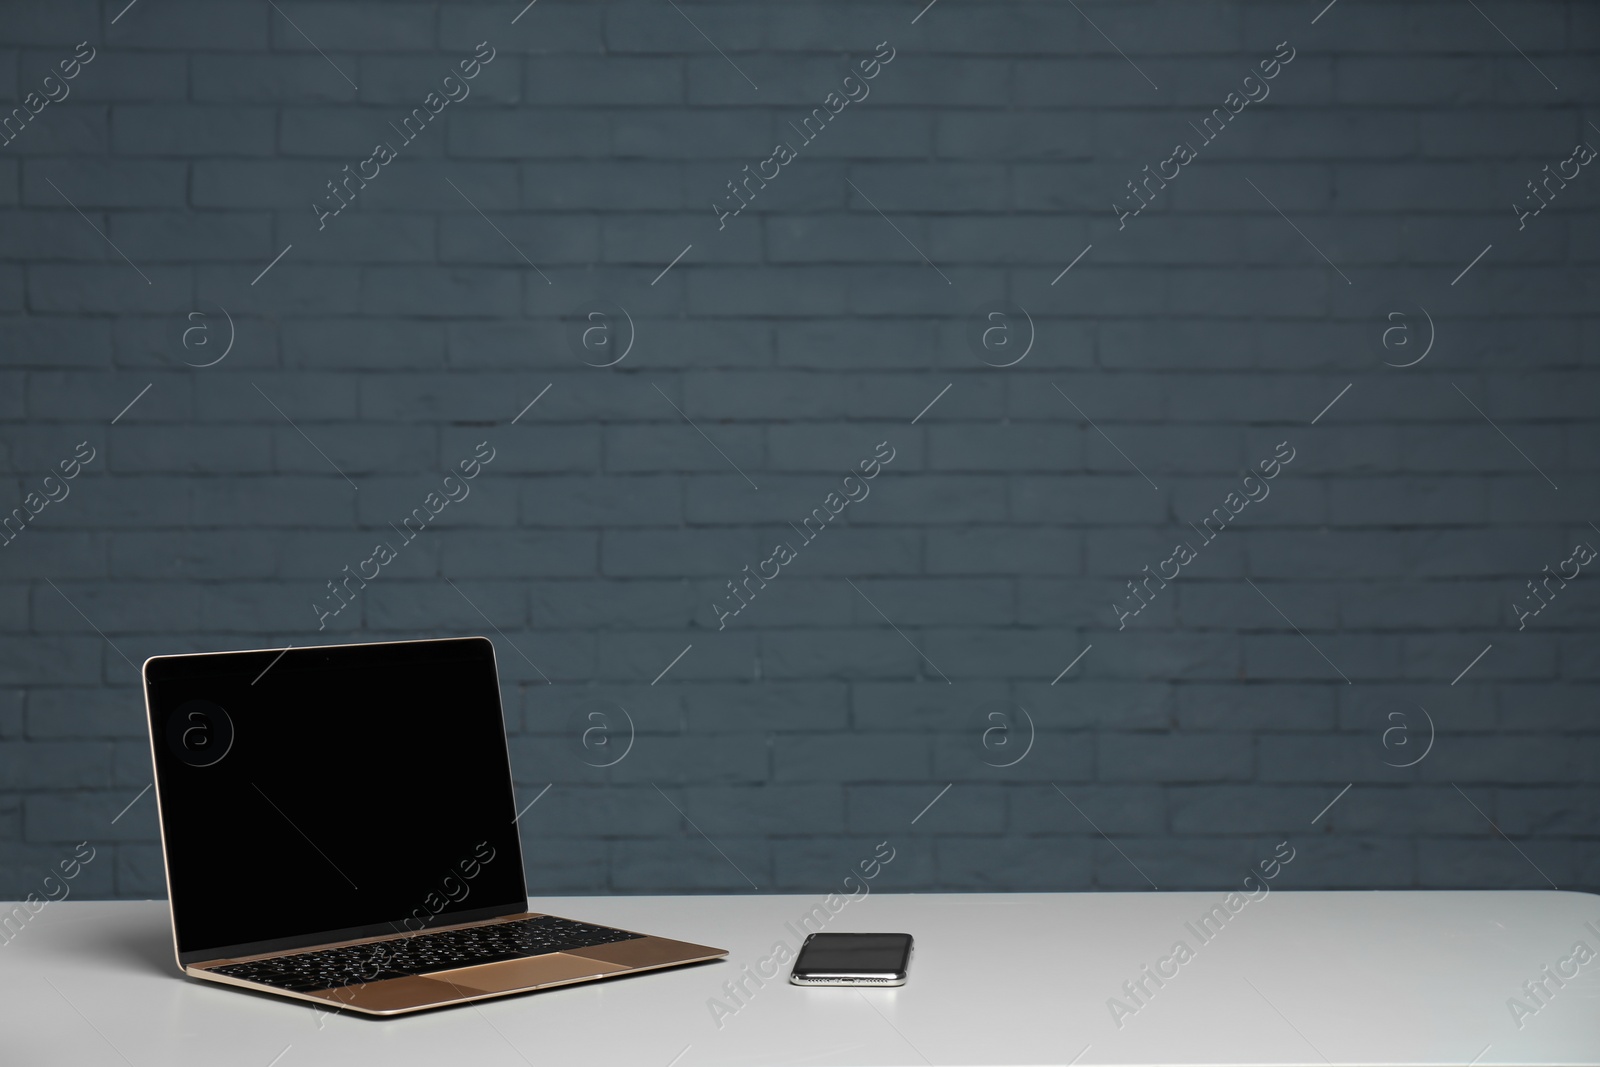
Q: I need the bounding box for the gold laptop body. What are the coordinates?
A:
[143,637,725,1016]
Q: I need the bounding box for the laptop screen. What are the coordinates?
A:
[144,637,529,964]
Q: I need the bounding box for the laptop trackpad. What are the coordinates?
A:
[438,952,631,993]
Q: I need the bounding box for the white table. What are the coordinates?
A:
[4,891,1598,1065]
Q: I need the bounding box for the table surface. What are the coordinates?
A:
[3,891,1598,1066]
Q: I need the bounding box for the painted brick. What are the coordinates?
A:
[0,0,1595,902]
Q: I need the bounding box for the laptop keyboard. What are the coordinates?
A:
[208,915,643,993]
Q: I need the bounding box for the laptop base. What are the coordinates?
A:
[189,912,725,1016]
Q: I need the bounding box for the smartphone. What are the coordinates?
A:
[789,932,914,986]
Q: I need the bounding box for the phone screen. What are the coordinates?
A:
[792,933,913,977]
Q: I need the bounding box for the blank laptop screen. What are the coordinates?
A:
[144,637,528,963]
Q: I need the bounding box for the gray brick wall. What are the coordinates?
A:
[0,0,1597,900]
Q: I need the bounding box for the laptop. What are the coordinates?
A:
[142,636,726,1015]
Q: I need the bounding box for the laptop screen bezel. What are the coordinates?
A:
[142,636,531,968]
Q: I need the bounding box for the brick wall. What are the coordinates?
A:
[1,0,1597,900]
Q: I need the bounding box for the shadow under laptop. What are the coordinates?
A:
[100,910,180,975]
